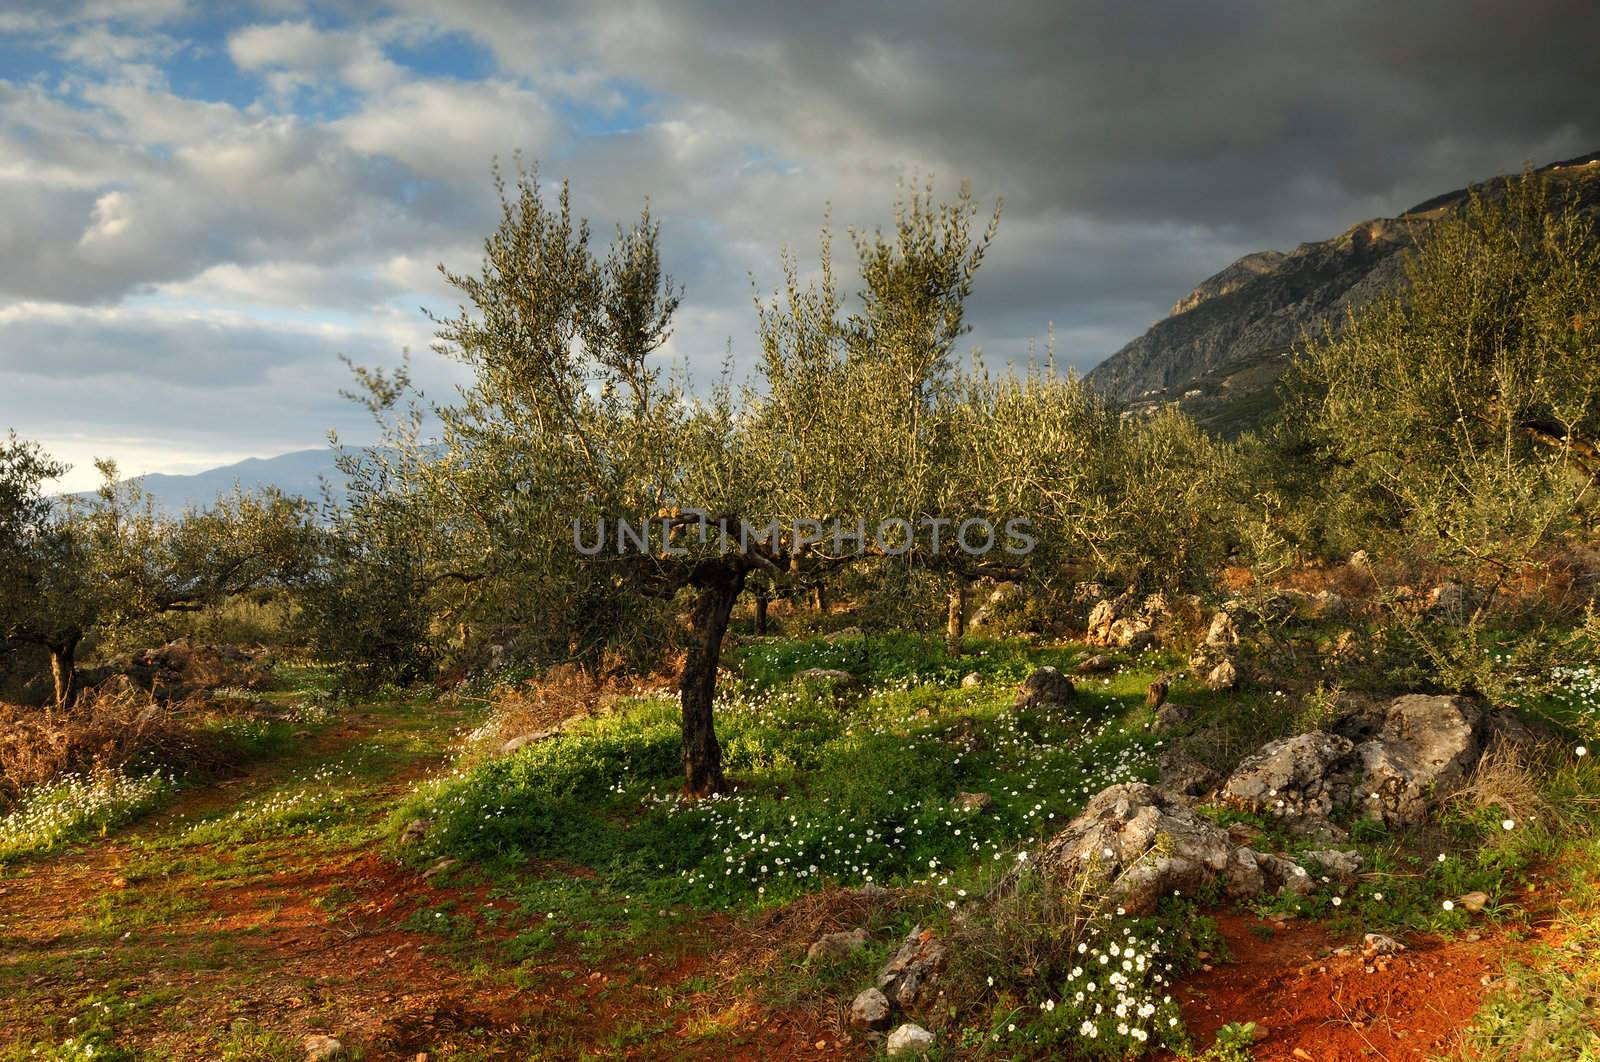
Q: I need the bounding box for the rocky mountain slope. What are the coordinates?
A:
[1086,151,1600,431]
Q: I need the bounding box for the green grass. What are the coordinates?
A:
[0,768,175,862]
[394,635,1168,922]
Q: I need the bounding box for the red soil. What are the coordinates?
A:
[1174,911,1513,1062]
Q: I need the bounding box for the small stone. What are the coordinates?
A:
[807,928,868,963]
[1013,666,1075,711]
[952,791,994,814]
[1293,1048,1315,1061]
[849,987,891,1031]
[885,1023,935,1056]
[960,672,982,688]
[1362,932,1406,956]
[1074,653,1114,674]
[302,1035,344,1062]
[399,819,431,846]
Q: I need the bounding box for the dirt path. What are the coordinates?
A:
[1171,910,1534,1062]
[0,700,850,1060]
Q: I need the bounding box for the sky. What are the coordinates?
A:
[2,1,1597,491]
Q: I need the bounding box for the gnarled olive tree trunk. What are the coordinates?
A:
[679,560,747,796]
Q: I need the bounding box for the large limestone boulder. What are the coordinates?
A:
[1221,694,1497,829]
[1354,694,1484,825]
[1018,783,1309,914]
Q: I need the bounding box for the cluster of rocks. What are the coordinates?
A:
[846,926,949,1056]
[1085,589,1162,652]
[1002,782,1324,914]
[88,638,274,701]
[1188,609,1241,691]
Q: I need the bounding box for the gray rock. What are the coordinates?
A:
[952,791,994,814]
[886,1023,935,1056]
[795,667,862,690]
[1074,653,1115,674]
[1014,666,1075,711]
[849,987,892,1031]
[856,882,892,903]
[877,927,948,1012]
[1222,731,1357,819]
[1205,610,1240,648]
[807,927,868,963]
[1086,598,1119,645]
[1204,658,1239,690]
[1015,783,1310,914]
[1354,694,1483,825]
[1224,694,1491,828]
[302,1036,344,1062]
[1151,701,1192,733]
[1303,849,1363,883]
[1119,626,1158,653]
[1363,932,1406,956]
[1157,747,1220,797]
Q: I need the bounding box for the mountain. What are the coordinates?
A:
[1085,151,1600,434]
[81,448,347,513]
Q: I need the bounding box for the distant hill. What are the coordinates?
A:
[77,448,347,513]
[1086,151,1600,434]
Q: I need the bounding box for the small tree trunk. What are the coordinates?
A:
[946,583,967,651]
[754,590,770,636]
[49,636,79,708]
[680,561,746,797]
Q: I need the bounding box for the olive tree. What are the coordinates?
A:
[2,436,316,705]
[1285,170,1600,597]
[405,169,1003,794]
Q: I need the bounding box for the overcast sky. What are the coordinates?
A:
[3,0,1597,490]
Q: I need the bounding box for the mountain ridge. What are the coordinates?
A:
[1085,151,1600,420]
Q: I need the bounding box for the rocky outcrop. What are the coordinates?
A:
[1012,783,1312,914]
[1222,693,1502,829]
[877,927,948,1012]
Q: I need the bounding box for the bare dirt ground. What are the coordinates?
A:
[0,701,852,1060]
